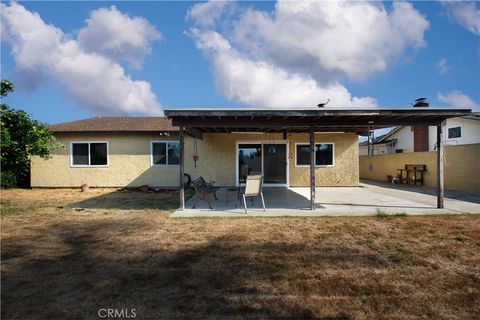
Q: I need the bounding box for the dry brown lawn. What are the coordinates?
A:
[1,188,479,319]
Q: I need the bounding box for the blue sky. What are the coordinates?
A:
[1,1,479,125]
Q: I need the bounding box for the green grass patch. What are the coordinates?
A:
[396,245,412,255]
[369,231,384,238]
[0,199,50,216]
[376,209,407,218]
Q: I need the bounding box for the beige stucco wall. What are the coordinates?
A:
[359,143,480,194]
[31,133,181,187]
[288,133,359,187]
[182,133,262,186]
[31,132,359,187]
[184,132,358,187]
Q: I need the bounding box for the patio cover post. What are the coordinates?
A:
[310,126,315,210]
[179,125,185,210]
[436,124,444,209]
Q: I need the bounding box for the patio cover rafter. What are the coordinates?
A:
[165,108,471,135]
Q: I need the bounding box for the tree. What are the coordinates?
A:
[1,80,62,188]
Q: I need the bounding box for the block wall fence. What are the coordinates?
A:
[359,144,480,194]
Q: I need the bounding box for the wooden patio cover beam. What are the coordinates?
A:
[170,116,466,130]
[309,126,315,211]
[437,125,444,209]
[166,109,470,133]
[167,108,469,118]
[179,126,185,211]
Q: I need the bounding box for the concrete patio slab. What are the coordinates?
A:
[171,181,480,218]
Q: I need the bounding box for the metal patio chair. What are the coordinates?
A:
[241,175,265,214]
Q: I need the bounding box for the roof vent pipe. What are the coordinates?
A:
[413,98,429,108]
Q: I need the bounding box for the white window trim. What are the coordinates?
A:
[150,140,180,167]
[294,142,335,168]
[70,141,109,168]
[446,125,462,140]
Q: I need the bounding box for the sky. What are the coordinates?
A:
[1,0,479,125]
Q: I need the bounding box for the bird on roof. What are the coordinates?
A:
[317,98,330,108]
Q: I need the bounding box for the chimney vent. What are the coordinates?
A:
[413,97,429,108]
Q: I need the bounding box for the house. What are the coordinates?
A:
[31,117,182,188]
[31,108,471,209]
[31,116,360,188]
[359,113,480,155]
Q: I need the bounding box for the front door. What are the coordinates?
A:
[237,142,288,186]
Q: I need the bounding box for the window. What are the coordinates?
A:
[295,143,334,167]
[447,126,461,139]
[71,142,108,167]
[315,144,333,166]
[296,144,310,166]
[151,141,180,166]
[395,149,404,153]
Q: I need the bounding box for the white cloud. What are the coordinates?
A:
[187,1,429,108]
[1,2,162,116]
[436,58,449,74]
[188,28,377,108]
[442,1,480,36]
[186,1,230,27]
[437,90,480,111]
[78,6,162,69]
[231,1,429,82]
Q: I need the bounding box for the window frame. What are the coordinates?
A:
[70,141,109,168]
[150,141,181,167]
[294,142,335,168]
[447,125,462,140]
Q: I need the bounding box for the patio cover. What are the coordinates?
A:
[164,107,472,211]
[164,108,470,135]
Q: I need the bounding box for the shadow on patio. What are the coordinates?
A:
[173,182,480,217]
[186,187,315,212]
[360,179,480,205]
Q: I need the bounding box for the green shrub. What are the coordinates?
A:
[1,171,17,189]
[1,80,62,188]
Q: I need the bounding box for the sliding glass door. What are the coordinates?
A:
[238,144,262,183]
[263,144,287,184]
[237,143,287,185]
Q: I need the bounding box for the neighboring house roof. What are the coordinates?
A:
[462,112,480,121]
[359,126,401,147]
[374,126,402,143]
[359,137,398,147]
[49,117,178,133]
[359,112,479,145]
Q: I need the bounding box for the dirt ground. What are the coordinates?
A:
[1,188,479,319]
